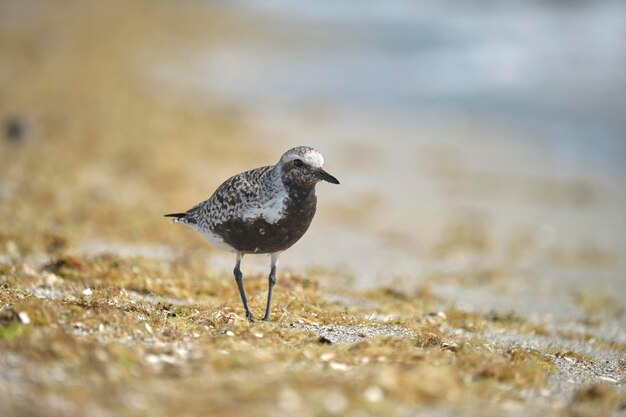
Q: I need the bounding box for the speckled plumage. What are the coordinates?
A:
[174,165,280,244]
[165,146,339,321]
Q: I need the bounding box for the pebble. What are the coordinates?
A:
[329,362,349,371]
[363,385,384,403]
[17,311,30,325]
[145,355,159,365]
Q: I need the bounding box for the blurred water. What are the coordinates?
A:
[152,0,626,309]
[159,0,626,177]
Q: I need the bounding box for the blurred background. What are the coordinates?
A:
[1,0,625,319]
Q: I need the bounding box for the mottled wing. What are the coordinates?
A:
[183,166,273,227]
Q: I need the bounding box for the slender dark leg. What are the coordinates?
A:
[233,252,254,321]
[262,253,280,321]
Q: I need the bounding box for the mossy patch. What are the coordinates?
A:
[0,251,590,417]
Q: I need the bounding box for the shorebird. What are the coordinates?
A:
[165,146,339,321]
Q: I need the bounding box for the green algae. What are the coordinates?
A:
[0,322,24,340]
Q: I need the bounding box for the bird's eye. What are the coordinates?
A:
[293,159,304,167]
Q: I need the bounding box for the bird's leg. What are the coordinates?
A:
[261,265,276,321]
[233,252,254,321]
[262,252,280,321]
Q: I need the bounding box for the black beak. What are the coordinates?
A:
[316,168,340,184]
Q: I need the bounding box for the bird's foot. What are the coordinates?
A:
[261,314,270,322]
[245,311,255,322]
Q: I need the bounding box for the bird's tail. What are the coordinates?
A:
[164,212,187,224]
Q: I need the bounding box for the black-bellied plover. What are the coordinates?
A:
[165,146,339,321]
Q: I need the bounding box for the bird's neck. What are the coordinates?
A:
[265,166,285,192]
[287,184,316,201]
[268,166,316,201]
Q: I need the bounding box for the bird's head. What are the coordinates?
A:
[276,146,340,188]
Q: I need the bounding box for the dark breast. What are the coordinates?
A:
[211,188,317,254]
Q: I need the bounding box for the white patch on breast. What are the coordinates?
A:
[240,188,288,224]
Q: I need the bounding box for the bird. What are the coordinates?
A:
[165,146,339,321]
